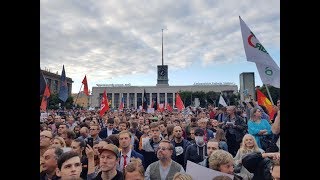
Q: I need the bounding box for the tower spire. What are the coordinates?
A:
[162,28,164,66]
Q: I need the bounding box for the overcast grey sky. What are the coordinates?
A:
[40,0,280,93]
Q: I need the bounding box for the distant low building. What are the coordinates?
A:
[72,92,89,108]
[41,68,73,96]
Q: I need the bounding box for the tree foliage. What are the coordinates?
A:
[40,93,75,110]
[178,91,239,108]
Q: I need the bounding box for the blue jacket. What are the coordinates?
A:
[130,150,145,168]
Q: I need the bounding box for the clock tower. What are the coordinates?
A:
[157,29,169,86]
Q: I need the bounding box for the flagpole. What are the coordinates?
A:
[74,83,83,107]
[264,84,274,105]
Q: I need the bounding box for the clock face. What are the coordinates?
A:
[160,69,166,76]
[159,68,166,76]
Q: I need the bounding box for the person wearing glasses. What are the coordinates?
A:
[40,130,53,157]
[144,140,185,180]
[86,124,102,144]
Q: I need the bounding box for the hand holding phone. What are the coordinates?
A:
[87,137,94,147]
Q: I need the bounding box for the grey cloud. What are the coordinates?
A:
[41,0,279,82]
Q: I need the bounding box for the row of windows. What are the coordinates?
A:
[100,93,174,108]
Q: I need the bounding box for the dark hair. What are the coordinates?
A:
[106,134,119,147]
[66,130,76,139]
[107,118,115,124]
[73,138,86,148]
[57,151,80,170]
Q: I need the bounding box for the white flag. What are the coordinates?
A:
[219,95,228,107]
[239,16,280,88]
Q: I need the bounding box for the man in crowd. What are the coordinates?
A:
[71,139,88,179]
[198,139,220,168]
[144,140,185,180]
[87,144,124,180]
[56,151,83,180]
[171,125,191,169]
[222,105,247,157]
[40,147,64,180]
[184,128,207,167]
[118,130,145,171]
[40,130,53,157]
[87,124,102,144]
[142,122,164,168]
[99,118,120,139]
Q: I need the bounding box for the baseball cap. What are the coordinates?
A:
[194,128,204,136]
[98,144,119,158]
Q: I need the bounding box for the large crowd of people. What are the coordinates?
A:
[40,99,280,180]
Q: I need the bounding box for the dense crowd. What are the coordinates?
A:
[40,99,280,180]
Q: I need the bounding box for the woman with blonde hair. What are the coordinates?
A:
[209,150,243,180]
[51,136,66,149]
[173,172,193,180]
[123,157,144,180]
[233,134,264,180]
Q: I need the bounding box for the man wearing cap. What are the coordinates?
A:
[87,144,124,180]
[184,128,207,167]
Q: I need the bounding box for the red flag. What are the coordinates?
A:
[99,90,109,117]
[40,84,50,111]
[166,103,173,112]
[82,75,89,96]
[175,93,185,111]
[119,96,124,110]
[256,89,275,120]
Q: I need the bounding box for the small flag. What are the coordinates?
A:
[58,65,69,102]
[119,96,124,110]
[40,84,50,111]
[40,68,47,95]
[256,89,275,119]
[142,89,148,111]
[166,103,173,112]
[82,75,89,96]
[99,90,109,117]
[219,94,228,107]
[175,93,185,111]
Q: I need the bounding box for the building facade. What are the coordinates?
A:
[41,69,73,96]
[90,83,238,109]
[239,72,255,101]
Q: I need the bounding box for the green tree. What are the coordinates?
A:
[41,93,74,110]
[179,91,192,107]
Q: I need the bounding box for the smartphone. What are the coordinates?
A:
[87,137,94,147]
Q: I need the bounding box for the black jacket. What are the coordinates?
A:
[242,152,272,180]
